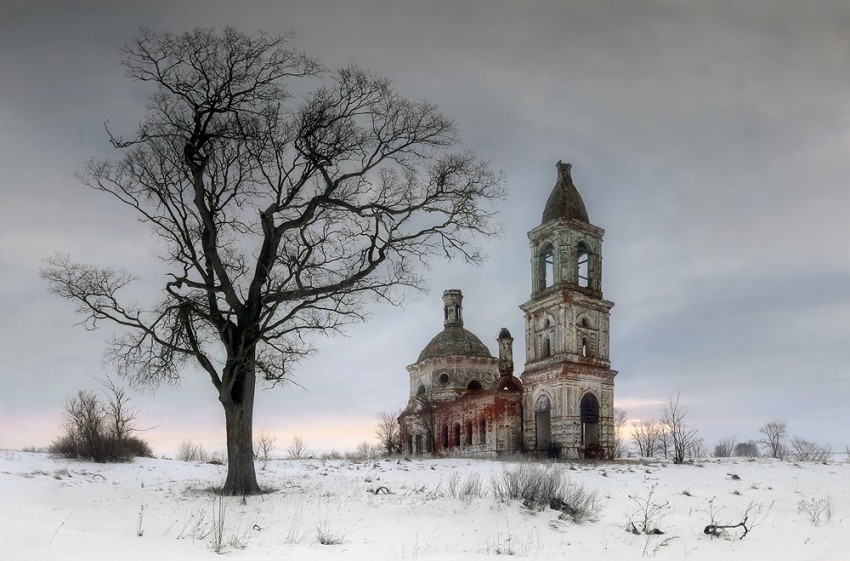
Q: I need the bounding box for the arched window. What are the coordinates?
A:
[466,420,473,445]
[438,373,450,384]
[453,423,461,448]
[467,380,483,390]
[414,434,422,455]
[416,384,426,396]
[580,392,600,454]
[542,337,551,358]
[577,241,591,288]
[540,244,555,290]
[581,337,589,357]
[441,425,449,448]
[479,418,487,445]
[407,434,413,454]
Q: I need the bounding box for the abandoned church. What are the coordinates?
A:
[398,161,617,459]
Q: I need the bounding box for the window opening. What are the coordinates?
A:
[466,420,473,445]
[543,337,551,358]
[438,373,449,384]
[479,419,486,445]
[577,242,591,288]
[441,425,449,448]
[467,380,483,390]
[581,337,589,357]
[453,423,461,447]
[542,246,555,289]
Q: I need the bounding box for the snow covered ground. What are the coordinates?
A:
[0,451,846,560]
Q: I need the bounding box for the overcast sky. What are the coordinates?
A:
[2,0,849,456]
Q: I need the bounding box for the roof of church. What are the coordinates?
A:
[417,326,493,362]
[541,161,589,224]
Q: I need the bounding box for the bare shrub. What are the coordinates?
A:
[287,436,307,459]
[448,471,485,505]
[687,436,708,459]
[632,419,661,458]
[50,382,152,462]
[491,464,602,523]
[346,441,377,462]
[315,520,345,545]
[627,483,669,534]
[789,437,832,462]
[734,440,760,458]
[177,440,210,463]
[798,495,834,526]
[713,436,737,458]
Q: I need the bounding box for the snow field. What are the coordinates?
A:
[0,451,847,560]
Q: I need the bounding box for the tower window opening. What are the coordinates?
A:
[466,420,473,445]
[543,248,554,288]
[577,242,591,288]
[442,425,449,448]
[416,384,426,396]
[467,380,483,391]
[479,418,486,444]
[581,337,589,357]
[543,337,551,358]
[453,423,461,447]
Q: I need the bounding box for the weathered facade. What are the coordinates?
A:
[398,161,617,459]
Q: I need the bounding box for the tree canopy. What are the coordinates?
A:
[42,27,503,494]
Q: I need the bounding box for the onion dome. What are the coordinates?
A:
[541,161,589,224]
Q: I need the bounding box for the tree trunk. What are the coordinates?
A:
[220,360,262,495]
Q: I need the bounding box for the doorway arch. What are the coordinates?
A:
[580,392,600,458]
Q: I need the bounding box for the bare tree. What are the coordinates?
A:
[713,436,738,458]
[660,391,699,464]
[759,420,788,459]
[287,435,307,459]
[41,28,503,495]
[375,410,401,456]
[100,377,139,445]
[253,430,276,469]
[613,407,628,458]
[632,418,661,458]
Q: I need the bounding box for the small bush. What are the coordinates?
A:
[790,437,832,462]
[798,496,833,526]
[448,471,485,505]
[491,464,602,523]
[177,440,210,463]
[50,388,152,462]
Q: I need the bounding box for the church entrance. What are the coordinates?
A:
[534,395,551,452]
[580,392,600,458]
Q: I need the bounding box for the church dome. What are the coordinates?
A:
[541,161,589,224]
[416,289,493,362]
[417,326,493,362]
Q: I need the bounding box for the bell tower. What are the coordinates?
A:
[520,161,617,459]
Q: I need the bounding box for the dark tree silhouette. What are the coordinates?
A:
[42,27,503,495]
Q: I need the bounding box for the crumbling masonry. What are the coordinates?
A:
[398,161,617,459]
